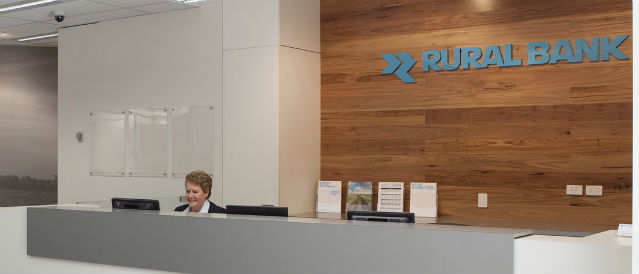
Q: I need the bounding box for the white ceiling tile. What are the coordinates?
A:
[0,39,19,45]
[0,16,32,28]
[88,0,168,8]
[47,7,145,26]
[0,0,31,6]
[0,0,200,46]
[3,0,118,22]
[131,1,193,13]
[0,32,18,39]
[0,22,57,38]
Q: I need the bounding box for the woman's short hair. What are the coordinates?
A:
[185,170,212,198]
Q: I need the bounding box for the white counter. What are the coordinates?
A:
[515,230,632,274]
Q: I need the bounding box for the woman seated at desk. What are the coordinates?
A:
[175,170,226,213]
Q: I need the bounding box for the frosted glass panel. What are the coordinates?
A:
[172,106,215,177]
[90,111,126,176]
[128,108,168,177]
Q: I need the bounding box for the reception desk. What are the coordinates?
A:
[27,206,532,274]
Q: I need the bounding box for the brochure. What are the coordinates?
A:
[316,181,342,213]
[346,181,372,211]
[377,182,404,212]
[410,182,437,217]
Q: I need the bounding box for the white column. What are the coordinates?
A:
[222,0,281,206]
[222,0,320,209]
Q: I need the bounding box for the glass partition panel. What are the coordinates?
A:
[128,108,168,177]
[171,106,215,178]
[90,111,126,176]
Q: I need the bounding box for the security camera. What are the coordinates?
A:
[52,11,65,23]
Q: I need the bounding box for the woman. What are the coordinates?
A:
[174,170,226,213]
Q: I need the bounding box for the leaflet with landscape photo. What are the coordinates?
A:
[377,182,404,212]
[316,181,342,213]
[346,181,372,211]
[409,182,437,217]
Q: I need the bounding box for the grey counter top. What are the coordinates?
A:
[28,205,530,274]
[53,204,533,237]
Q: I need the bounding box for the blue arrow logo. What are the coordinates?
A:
[381,53,416,83]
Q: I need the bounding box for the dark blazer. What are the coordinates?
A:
[175,200,226,213]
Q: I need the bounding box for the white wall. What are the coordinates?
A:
[58,0,321,211]
[280,0,320,53]
[58,1,224,204]
[221,0,281,206]
[279,45,320,213]
[221,0,321,207]
[222,0,280,50]
[277,0,321,213]
[222,46,280,206]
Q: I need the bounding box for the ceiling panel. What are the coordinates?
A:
[0,0,200,46]
[0,0,29,5]
[131,1,192,13]
[0,22,57,37]
[0,39,20,45]
[49,7,146,26]
[88,0,168,8]
[0,15,31,28]
[3,0,118,21]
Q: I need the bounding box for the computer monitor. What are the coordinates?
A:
[347,211,415,223]
[111,198,160,211]
[226,205,288,217]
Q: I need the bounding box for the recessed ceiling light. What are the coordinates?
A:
[0,0,59,13]
[18,33,58,42]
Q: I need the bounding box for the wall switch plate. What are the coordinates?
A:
[585,185,603,196]
[566,185,583,196]
[477,193,487,208]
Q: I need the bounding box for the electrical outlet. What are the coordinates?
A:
[585,185,603,196]
[477,193,488,208]
[566,185,583,196]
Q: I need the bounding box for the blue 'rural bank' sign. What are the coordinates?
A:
[381,35,629,83]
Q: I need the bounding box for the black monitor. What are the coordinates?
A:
[226,205,288,217]
[111,198,160,211]
[347,211,415,223]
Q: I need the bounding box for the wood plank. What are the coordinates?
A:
[421,169,631,189]
[322,109,425,126]
[322,10,631,55]
[319,0,632,227]
[322,0,630,42]
[437,203,631,225]
[322,65,631,112]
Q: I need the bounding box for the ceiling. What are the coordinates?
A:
[0,0,200,47]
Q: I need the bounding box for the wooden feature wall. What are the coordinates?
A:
[320,0,632,226]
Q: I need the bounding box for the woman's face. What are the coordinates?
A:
[185,181,209,210]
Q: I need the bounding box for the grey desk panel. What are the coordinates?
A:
[27,207,529,274]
